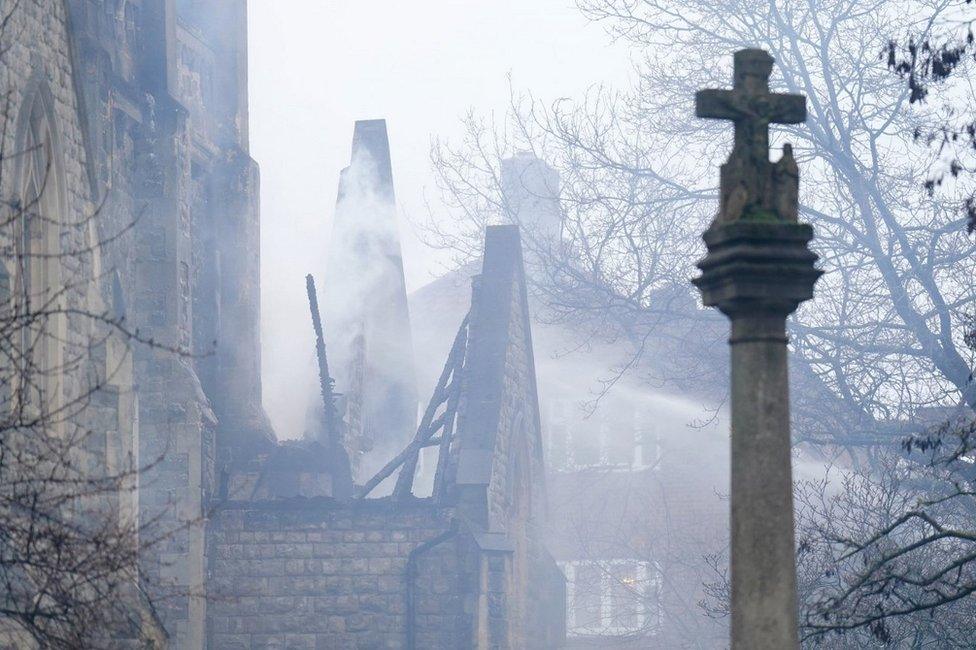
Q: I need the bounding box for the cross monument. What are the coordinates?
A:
[692,49,822,649]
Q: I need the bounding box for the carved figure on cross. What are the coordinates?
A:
[696,49,806,223]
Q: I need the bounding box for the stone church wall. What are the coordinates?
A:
[0,0,99,349]
[448,227,560,648]
[0,0,93,222]
[0,0,163,644]
[208,497,565,650]
[60,2,272,645]
[208,499,465,649]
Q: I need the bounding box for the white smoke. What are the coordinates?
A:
[261,134,417,455]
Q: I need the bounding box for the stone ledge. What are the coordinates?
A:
[693,221,822,317]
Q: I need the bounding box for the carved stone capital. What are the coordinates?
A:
[692,221,822,319]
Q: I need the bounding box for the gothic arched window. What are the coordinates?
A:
[10,90,67,422]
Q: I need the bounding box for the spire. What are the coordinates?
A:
[322,119,418,477]
[347,119,394,200]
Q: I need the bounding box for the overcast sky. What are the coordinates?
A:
[248,0,631,437]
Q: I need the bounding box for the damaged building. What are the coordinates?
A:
[1,0,565,648]
[0,0,780,646]
[210,225,565,649]
[410,153,729,647]
[211,118,565,648]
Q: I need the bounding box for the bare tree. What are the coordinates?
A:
[799,421,976,647]
[702,429,976,647]
[886,3,976,230]
[428,0,976,448]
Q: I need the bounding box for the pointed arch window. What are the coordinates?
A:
[8,92,67,422]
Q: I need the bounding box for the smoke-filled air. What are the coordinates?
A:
[2,0,975,648]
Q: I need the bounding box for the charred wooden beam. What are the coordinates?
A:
[357,314,469,499]
[306,274,342,448]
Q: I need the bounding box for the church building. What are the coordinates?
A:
[0,2,565,648]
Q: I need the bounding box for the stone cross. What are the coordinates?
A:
[692,49,821,650]
[696,49,806,224]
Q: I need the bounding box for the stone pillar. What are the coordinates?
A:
[692,49,822,649]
